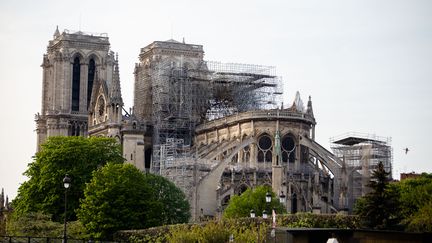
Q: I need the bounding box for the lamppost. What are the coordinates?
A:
[250,209,256,218]
[63,174,71,243]
[262,210,268,219]
[265,192,272,203]
[279,191,286,204]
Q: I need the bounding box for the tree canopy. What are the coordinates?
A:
[142,173,191,225]
[223,185,286,219]
[393,173,432,232]
[355,167,432,232]
[77,163,190,239]
[13,136,124,222]
[354,162,401,230]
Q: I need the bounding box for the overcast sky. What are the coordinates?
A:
[1,0,431,199]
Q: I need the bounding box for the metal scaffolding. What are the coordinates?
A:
[149,59,282,186]
[330,132,393,209]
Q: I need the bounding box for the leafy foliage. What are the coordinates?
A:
[278,213,359,229]
[5,212,87,238]
[116,214,358,242]
[77,163,161,239]
[393,173,432,232]
[142,173,191,225]
[223,185,286,218]
[13,136,124,222]
[354,162,401,229]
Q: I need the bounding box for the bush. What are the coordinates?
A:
[115,214,359,242]
[6,211,88,239]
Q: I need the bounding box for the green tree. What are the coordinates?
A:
[393,173,432,232]
[354,161,401,229]
[77,163,163,239]
[223,185,286,219]
[13,136,124,222]
[142,173,191,224]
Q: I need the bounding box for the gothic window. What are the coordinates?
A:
[145,148,152,170]
[87,59,96,109]
[231,153,238,163]
[257,134,272,163]
[243,145,250,163]
[97,95,106,122]
[72,57,81,111]
[291,192,298,213]
[282,134,296,163]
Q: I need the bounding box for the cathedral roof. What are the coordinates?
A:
[165,39,181,43]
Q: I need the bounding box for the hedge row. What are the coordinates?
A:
[114,213,359,242]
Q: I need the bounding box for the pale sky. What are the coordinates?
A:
[1,0,431,199]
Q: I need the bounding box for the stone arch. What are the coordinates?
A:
[85,52,102,65]
[70,51,85,63]
[196,136,254,217]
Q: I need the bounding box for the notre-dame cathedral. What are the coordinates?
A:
[35,27,367,220]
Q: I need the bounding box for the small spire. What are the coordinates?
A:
[5,195,9,210]
[182,37,185,44]
[53,25,60,38]
[307,95,314,117]
[0,188,4,209]
[290,91,304,112]
[110,54,123,105]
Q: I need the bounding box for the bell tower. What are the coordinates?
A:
[35,26,115,150]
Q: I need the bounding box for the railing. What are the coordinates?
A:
[196,109,315,132]
[0,236,122,243]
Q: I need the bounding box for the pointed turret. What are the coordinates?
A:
[290,91,305,112]
[109,53,123,106]
[5,195,9,210]
[306,95,314,117]
[53,25,60,39]
[0,188,4,209]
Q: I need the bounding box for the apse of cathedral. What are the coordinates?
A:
[36,27,357,220]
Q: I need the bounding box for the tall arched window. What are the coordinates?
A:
[257,134,272,163]
[87,59,96,109]
[291,193,298,213]
[282,134,296,163]
[72,57,81,111]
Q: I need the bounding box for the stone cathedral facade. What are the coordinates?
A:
[36,28,356,220]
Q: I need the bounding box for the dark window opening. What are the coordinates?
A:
[265,151,272,162]
[258,135,272,150]
[238,184,248,195]
[222,195,231,207]
[292,193,298,213]
[87,59,96,109]
[258,151,264,163]
[72,57,81,111]
[282,135,296,163]
[145,148,152,170]
[289,152,295,163]
[282,136,295,151]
